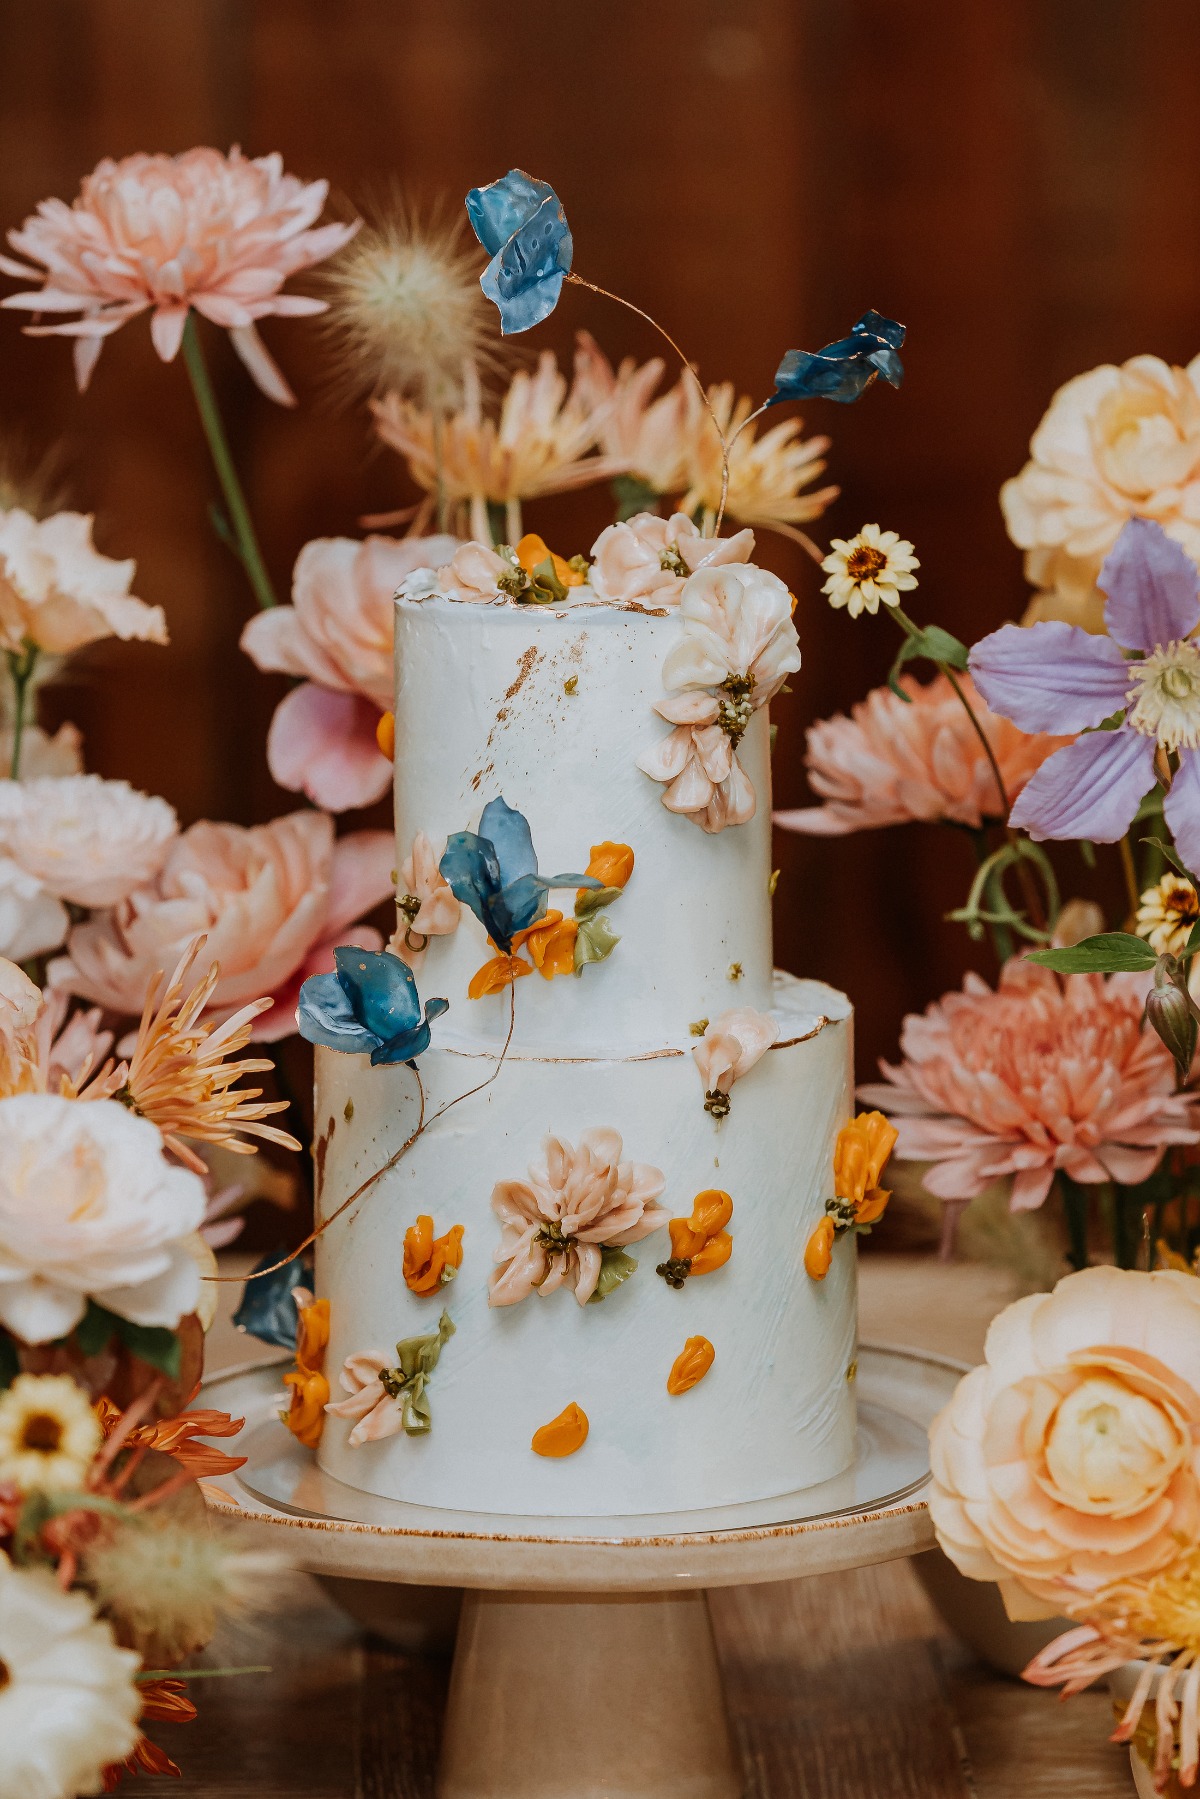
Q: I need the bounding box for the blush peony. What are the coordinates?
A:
[0,1094,204,1344]
[50,810,393,1038]
[0,147,357,402]
[0,508,165,655]
[860,960,1200,1212]
[775,673,1073,835]
[928,1266,1200,1618]
[241,533,459,810]
[0,774,177,907]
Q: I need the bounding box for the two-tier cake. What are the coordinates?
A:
[304,527,857,1518]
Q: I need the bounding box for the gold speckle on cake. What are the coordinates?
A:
[727,962,743,981]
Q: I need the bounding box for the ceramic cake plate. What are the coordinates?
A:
[201,1342,962,1799]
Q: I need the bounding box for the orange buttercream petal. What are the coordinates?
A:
[805,1215,837,1280]
[531,1402,589,1458]
[689,1188,734,1238]
[667,1336,715,1396]
[689,1231,733,1276]
[376,710,396,758]
[468,953,535,999]
[515,533,583,587]
[284,1369,330,1448]
[585,841,635,889]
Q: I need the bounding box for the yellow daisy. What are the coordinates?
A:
[1136,872,1200,956]
[821,524,919,618]
[0,1374,102,1493]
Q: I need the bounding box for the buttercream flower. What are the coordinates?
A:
[821,524,919,617]
[928,1266,1200,1618]
[489,1128,668,1308]
[971,519,1200,867]
[0,856,67,962]
[656,1189,734,1288]
[298,945,448,1065]
[0,1094,204,1343]
[465,168,572,336]
[241,534,459,811]
[50,811,393,1038]
[772,310,906,406]
[0,147,357,401]
[0,775,177,907]
[389,831,461,969]
[403,1215,465,1295]
[677,379,838,539]
[0,1553,141,1796]
[692,1007,779,1118]
[774,672,1073,835]
[1138,873,1200,956]
[325,1310,454,1443]
[0,508,165,654]
[1001,355,1200,575]
[434,540,511,604]
[0,1372,102,1493]
[440,796,597,955]
[282,1288,330,1451]
[588,511,755,608]
[859,959,1200,1213]
[806,1111,898,1279]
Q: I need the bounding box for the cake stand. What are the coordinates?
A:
[200,1342,962,1799]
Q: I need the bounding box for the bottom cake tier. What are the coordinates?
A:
[313,973,856,1516]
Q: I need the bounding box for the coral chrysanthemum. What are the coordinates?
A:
[774,672,1073,835]
[859,960,1200,1212]
[0,147,357,402]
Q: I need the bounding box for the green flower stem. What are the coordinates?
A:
[968,827,1015,965]
[181,313,278,612]
[1059,1172,1090,1272]
[1118,833,1141,925]
[6,642,38,779]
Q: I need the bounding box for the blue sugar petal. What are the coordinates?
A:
[333,945,420,1042]
[440,830,504,935]
[479,796,538,885]
[856,309,906,350]
[467,172,571,336]
[297,970,376,1055]
[466,169,555,256]
[769,310,906,406]
[233,1252,314,1350]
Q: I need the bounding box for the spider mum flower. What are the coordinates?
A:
[678,379,839,540]
[860,958,1200,1213]
[0,146,358,402]
[1138,873,1200,957]
[0,1372,102,1493]
[318,199,496,411]
[0,1554,141,1795]
[821,524,918,618]
[774,672,1073,835]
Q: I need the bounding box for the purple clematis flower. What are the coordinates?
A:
[969,518,1200,870]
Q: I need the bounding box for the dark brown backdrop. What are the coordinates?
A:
[2,0,1198,1082]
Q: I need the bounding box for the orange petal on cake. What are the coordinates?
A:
[468,953,535,998]
[531,1401,589,1457]
[804,1215,837,1280]
[585,841,635,889]
[667,1336,715,1396]
[689,1231,732,1276]
[404,1214,465,1295]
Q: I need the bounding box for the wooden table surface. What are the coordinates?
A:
[165,1257,1134,1798]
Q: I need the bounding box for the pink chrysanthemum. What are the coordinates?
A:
[775,672,1072,835]
[860,960,1200,1212]
[0,147,357,403]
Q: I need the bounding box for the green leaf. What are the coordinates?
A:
[1027,932,1158,973]
[574,912,620,972]
[82,1306,183,1379]
[1141,835,1193,880]
[0,1333,18,1391]
[74,1300,118,1359]
[886,624,970,700]
[587,1247,638,1303]
[1186,918,1200,958]
[611,474,661,523]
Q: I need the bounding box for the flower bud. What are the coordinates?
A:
[1146,958,1199,1084]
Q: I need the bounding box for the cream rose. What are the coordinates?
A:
[0,507,166,655]
[0,1093,205,1344]
[928,1266,1200,1620]
[0,774,177,908]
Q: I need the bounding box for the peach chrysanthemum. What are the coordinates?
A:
[571,332,690,497]
[0,147,357,402]
[112,938,300,1174]
[860,960,1200,1212]
[775,672,1074,834]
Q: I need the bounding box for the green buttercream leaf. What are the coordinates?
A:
[391,1310,455,1432]
[587,1248,638,1303]
[574,913,621,973]
[530,557,568,603]
[574,884,623,919]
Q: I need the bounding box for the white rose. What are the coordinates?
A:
[0,855,67,961]
[0,1094,205,1344]
[0,775,178,908]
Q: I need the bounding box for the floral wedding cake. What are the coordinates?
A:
[303,521,860,1516]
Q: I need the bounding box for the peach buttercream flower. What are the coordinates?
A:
[859,960,1200,1213]
[324,1350,403,1447]
[435,540,511,604]
[241,533,459,811]
[637,563,801,833]
[588,511,755,608]
[0,147,358,401]
[0,508,165,654]
[388,831,461,970]
[693,1007,779,1117]
[0,774,177,907]
[928,1266,1200,1619]
[774,672,1073,835]
[50,811,393,1039]
[489,1128,668,1308]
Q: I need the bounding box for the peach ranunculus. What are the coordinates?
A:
[0,509,165,655]
[859,960,1200,1213]
[489,1128,668,1308]
[693,1008,779,1119]
[637,563,801,832]
[240,534,459,811]
[0,775,177,908]
[774,672,1074,835]
[588,511,755,608]
[0,147,358,402]
[928,1266,1200,1619]
[387,831,460,970]
[49,810,393,1039]
[1001,356,1200,633]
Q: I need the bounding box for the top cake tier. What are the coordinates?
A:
[392,590,775,1057]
